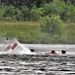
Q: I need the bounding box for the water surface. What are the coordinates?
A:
[0,54,75,75]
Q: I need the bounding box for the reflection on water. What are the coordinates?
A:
[0,54,75,75]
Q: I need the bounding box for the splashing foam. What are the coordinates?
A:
[0,38,34,55]
[8,40,31,54]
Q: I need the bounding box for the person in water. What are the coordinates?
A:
[45,50,57,55]
[30,49,35,52]
[61,50,66,54]
[5,38,9,44]
[51,50,57,54]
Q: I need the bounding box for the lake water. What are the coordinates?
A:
[0,38,75,75]
[0,54,75,75]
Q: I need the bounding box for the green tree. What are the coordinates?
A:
[40,14,63,36]
[30,6,44,21]
[61,4,75,22]
[43,0,65,16]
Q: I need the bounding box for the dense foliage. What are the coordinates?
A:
[40,15,63,35]
[0,0,75,43]
[0,0,75,21]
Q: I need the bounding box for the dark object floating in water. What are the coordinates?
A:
[6,38,8,40]
[45,50,57,55]
[61,50,66,54]
[30,49,35,52]
[51,50,57,54]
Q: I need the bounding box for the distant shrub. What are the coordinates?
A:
[15,8,24,21]
[65,25,75,43]
[3,5,15,19]
[0,4,6,20]
[43,1,65,17]
[61,4,75,22]
[0,4,28,21]
[30,6,44,21]
[43,0,75,22]
[40,14,63,36]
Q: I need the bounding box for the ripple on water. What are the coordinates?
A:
[0,54,75,75]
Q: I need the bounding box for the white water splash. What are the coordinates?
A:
[0,38,35,55]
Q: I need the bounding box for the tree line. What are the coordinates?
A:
[0,0,75,21]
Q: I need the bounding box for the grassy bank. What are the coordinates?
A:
[0,21,75,44]
[0,21,49,43]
